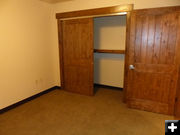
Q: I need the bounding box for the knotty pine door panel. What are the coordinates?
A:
[126,8,180,115]
[62,18,94,95]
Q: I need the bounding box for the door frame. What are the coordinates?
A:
[56,4,180,116]
[56,4,134,92]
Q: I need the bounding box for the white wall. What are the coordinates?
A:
[94,16,126,50]
[54,0,180,12]
[94,53,125,87]
[0,0,60,109]
[94,16,126,87]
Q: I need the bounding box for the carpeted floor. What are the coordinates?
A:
[0,87,174,135]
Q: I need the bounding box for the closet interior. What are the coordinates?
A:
[94,15,127,89]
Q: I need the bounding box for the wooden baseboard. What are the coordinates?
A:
[94,83,123,90]
[0,86,61,114]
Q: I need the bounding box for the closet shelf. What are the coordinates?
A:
[94,49,125,54]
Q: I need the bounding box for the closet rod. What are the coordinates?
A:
[60,12,127,20]
[94,49,125,54]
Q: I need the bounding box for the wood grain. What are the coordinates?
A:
[128,98,169,114]
[56,5,133,97]
[174,14,180,117]
[62,18,94,96]
[57,20,65,89]
[123,12,131,102]
[94,49,125,54]
[56,4,133,19]
[126,7,180,115]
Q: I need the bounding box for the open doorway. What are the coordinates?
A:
[93,15,127,93]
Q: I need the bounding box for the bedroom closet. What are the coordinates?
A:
[94,15,126,88]
[57,5,131,96]
[56,5,180,116]
[58,14,127,95]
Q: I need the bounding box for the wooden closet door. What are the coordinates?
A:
[126,7,180,115]
[62,18,94,95]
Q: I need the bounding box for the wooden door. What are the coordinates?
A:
[175,72,180,117]
[61,18,94,95]
[126,7,180,115]
[175,14,180,117]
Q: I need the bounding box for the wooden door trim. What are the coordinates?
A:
[57,20,65,89]
[123,11,131,102]
[56,4,133,19]
[133,6,180,15]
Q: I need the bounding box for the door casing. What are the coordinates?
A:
[57,4,133,95]
[56,5,180,116]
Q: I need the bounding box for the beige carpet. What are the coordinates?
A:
[0,87,174,135]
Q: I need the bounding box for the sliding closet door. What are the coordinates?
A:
[126,7,180,115]
[62,18,94,95]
